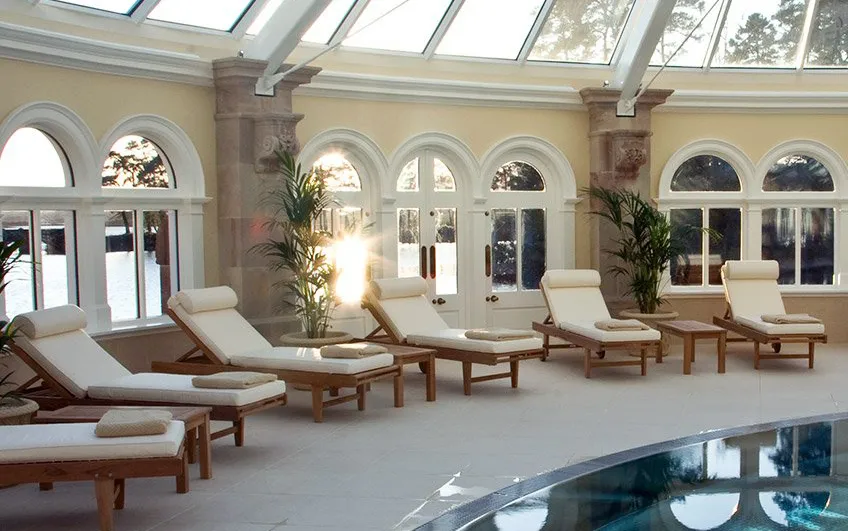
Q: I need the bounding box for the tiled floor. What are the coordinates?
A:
[2,341,847,530]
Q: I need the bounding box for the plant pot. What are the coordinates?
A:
[279,331,355,390]
[0,397,38,425]
[619,309,680,357]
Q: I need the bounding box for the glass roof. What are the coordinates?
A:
[148,0,256,32]
[31,0,848,70]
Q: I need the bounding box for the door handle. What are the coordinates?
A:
[431,297,446,305]
[420,246,427,279]
[429,245,436,279]
[486,295,500,302]
[484,244,491,278]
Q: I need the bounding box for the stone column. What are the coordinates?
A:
[213,58,320,340]
[580,88,673,308]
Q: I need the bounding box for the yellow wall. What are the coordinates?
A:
[0,58,219,285]
[295,95,594,267]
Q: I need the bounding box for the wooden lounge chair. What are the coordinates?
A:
[11,305,287,446]
[151,286,404,423]
[0,421,188,531]
[531,270,662,378]
[712,260,827,369]
[361,277,543,395]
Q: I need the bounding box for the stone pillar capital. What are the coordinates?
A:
[213,57,321,115]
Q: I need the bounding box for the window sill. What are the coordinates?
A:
[91,319,178,341]
[666,290,848,299]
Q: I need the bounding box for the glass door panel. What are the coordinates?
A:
[397,208,420,278]
[491,209,517,292]
[521,208,546,290]
[434,208,457,295]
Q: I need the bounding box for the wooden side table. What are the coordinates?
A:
[656,320,727,375]
[34,405,213,480]
[381,344,437,401]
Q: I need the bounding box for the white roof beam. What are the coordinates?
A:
[232,0,273,39]
[247,0,332,91]
[423,0,465,60]
[518,0,556,64]
[611,0,677,116]
[130,0,162,24]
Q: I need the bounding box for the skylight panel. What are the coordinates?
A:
[246,0,284,35]
[302,0,357,44]
[711,0,809,68]
[343,0,452,53]
[529,0,634,64]
[805,0,848,67]
[148,0,256,32]
[54,0,141,14]
[436,0,546,60]
[650,0,722,67]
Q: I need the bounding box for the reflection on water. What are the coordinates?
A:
[463,420,847,530]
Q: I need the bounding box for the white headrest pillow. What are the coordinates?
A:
[369,277,428,300]
[174,286,239,314]
[543,269,601,289]
[723,260,779,281]
[14,305,87,339]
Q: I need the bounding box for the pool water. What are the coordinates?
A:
[457,419,848,530]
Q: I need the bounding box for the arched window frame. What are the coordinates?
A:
[658,140,752,293]
[660,139,848,293]
[0,103,206,333]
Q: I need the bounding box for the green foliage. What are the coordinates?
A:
[806,0,848,66]
[0,239,25,403]
[252,150,339,339]
[102,137,168,188]
[586,187,713,314]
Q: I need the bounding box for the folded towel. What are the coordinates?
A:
[95,409,173,438]
[192,371,277,389]
[320,342,389,359]
[594,319,650,331]
[464,328,534,341]
[761,313,822,324]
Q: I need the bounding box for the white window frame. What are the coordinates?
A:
[0,103,207,333]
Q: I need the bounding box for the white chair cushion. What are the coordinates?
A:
[541,274,611,327]
[724,278,786,319]
[560,322,661,343]
[734,316,826,336]
[14,305,87,339]
[723,260,779,280]
[172,286,238,314]
[369,277,428,300]
[0,422,185,464]
[365,290,449,341]
[86,373,286,407]
[14,330,132,398]
[230,347,394,375]
[543,269,601,289]
[168,300,272,364]
[406,329,542,354]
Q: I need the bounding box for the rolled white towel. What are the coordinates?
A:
[761,313,822,324]
[95,409,173,438]
[192,371,277,389]
[464,328,534,341]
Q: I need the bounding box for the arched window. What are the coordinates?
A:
[101,136,178,321]
[491,160,545,192]
[0,127,77,318]
[664,155,743,288]
[761,154,835,286]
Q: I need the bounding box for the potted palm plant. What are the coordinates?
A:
[0,238,39,425]
[587,187,712,353]
[253,149,353,347]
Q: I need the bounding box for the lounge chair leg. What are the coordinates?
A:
[584,348,591,379]
[114,479,125,510]
[94,477,115,531]
[198,415,212,480]
[176,453,189,493]
[641,348,647,376]
[510,360,519,388]
[462,362,472,395]
[186,428,197,464]
[754,342,760,370]
[809,342,815,369]
[394,367,404,408]
[541,335,549,361]
[234,420,245,447]
[718,332,727,374]
[357,384,366,411]
[311,386,324,423]
[39,482,53,491]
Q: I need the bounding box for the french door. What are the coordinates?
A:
[394,152,465,327]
